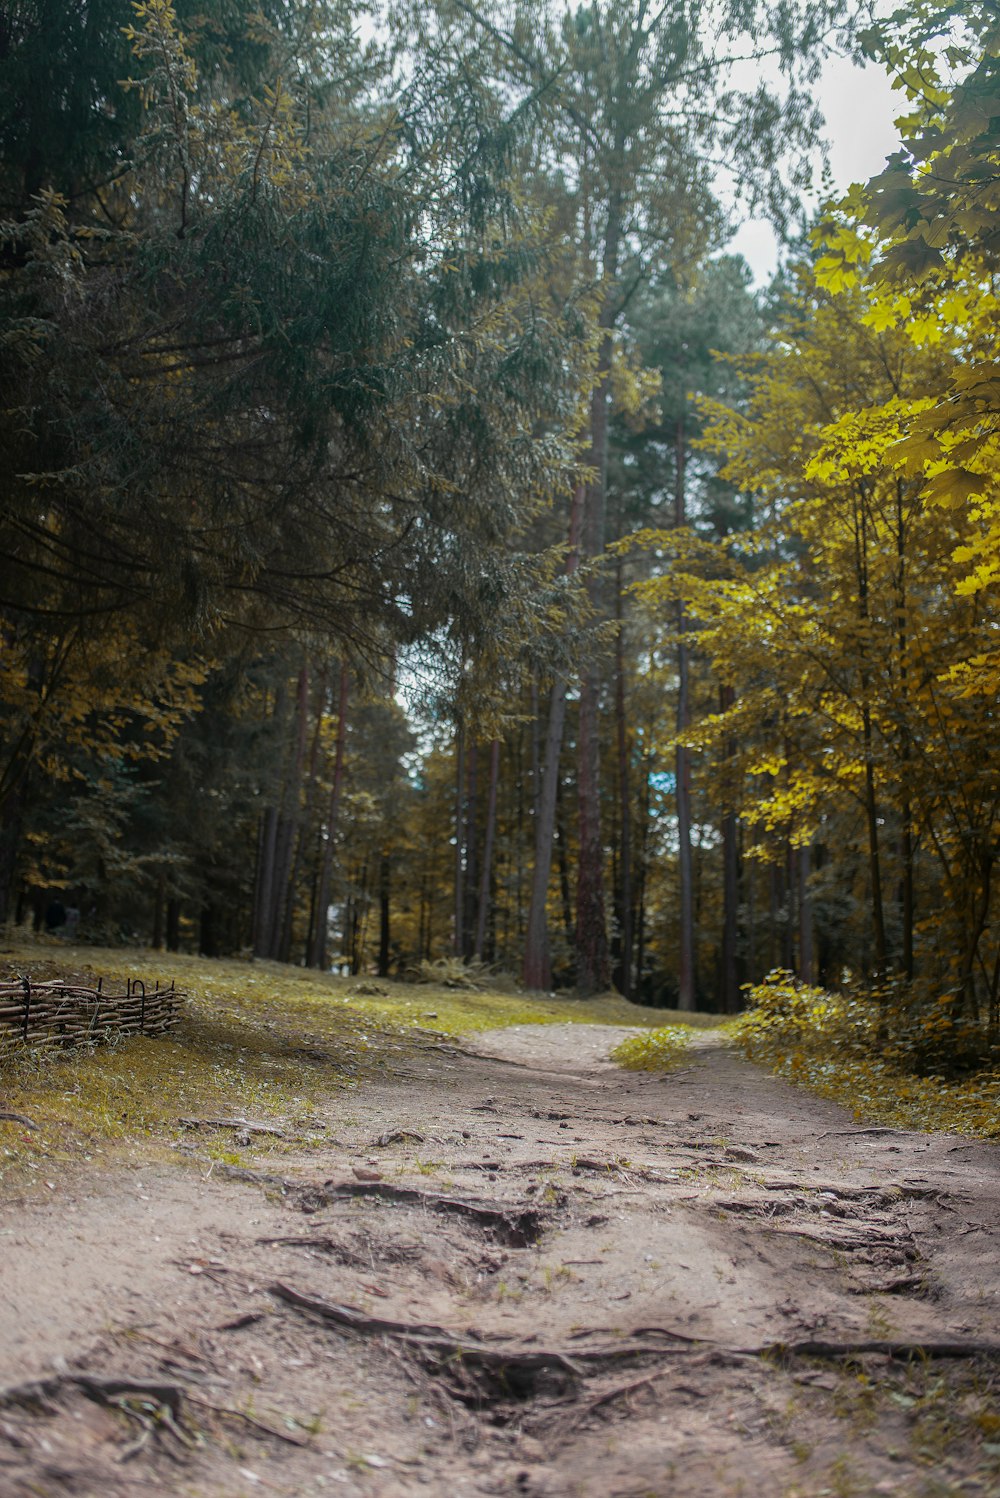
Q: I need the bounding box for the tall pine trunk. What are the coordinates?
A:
[463,740,478,960]
[675,415,696,1010]
[474,738,501,960]
[574,179,623,998]
[308,663,349,970]
[453,718,466,958]
[613,563,633,998]
[281,661,326,963]
[378,854,391,977]
[719,685,740,1011]
[523,484,584,990]
[797,844,814,984]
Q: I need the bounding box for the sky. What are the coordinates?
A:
[727,53,904,283]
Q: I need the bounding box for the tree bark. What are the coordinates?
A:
[377,854,391,977]
[634,744,652,1003]
[264,659,310,960]
[797,843,814,985]
[166,898,181,952]
[308,663,349,970]
[463,739,478,960]
[474,738,501,960]
[453,718,466,958]
[675,415,696,1011]
[523,681,568,990]
[253,806,279,958]
[152,871,165,951]
[719,685,740,1011]
[282,661,326,963]
[573,174,624,999]
[613,564,633,998]
[523,483,585,990]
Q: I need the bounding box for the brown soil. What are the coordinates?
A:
[1,1025,998,1498]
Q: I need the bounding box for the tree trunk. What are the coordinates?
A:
[0,781,26,929]
[862,703,888,977]
[634,746,652,1003]
[523,681,568,990]
[613,565,633,998]
[308,662,349,970]
[453,718,466,958]
[253,806,279,957]
[573,181,623,999]
[575,673,610,996]
[556,775,574,953]
[719,685,740,1011]
[264,659,309,960]
[895,481,915,982]
[900,804,914,981]
[474,738,501,960]
[282,661,326,963]
[200,903,218,958]
[463,740,478,960]
[377,854,391,977]
[523,483,584,991]
[746,830,757,984]
[675,415,696,1011]
[782,844,796,970]
[152,871,165,951]
[797,843,814,984]
[166,898,181,952]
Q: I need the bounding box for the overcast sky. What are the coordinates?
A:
[727,54,904,282]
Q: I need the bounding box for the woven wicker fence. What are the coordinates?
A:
[0,977,185,1060]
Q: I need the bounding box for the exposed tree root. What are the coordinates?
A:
[754,1337,1000,1362]
[214,1164,549,1246]
[292,1179,548,1246]
[269,1280,586,1401]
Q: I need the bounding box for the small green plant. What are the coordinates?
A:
[611,1025,691,1072]
[732,972,1000,1137]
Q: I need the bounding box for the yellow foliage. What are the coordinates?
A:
[734,976,999,1139]
[611,1026,691,1072]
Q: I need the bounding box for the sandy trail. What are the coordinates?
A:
[1,1025,998,1497]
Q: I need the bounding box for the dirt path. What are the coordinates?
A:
[1,1026,998,1497]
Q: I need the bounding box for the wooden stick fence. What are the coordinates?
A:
[0,977,185,1060]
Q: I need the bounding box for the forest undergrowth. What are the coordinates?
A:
[578,972,1000,1136]
[733,974,1000,1138]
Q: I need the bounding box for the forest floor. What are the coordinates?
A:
[1,958,999,1496]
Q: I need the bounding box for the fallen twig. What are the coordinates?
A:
[215,1311,268,1332]
[816,1127,911,1139]
[186,1395,312,1447]
[179,1117,285,1138]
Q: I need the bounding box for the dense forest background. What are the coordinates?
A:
[3,0,999,1047]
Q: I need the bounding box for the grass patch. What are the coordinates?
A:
[733,975,1000,1138]
[0,940,720,1181]
[611,1025,692,1072]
